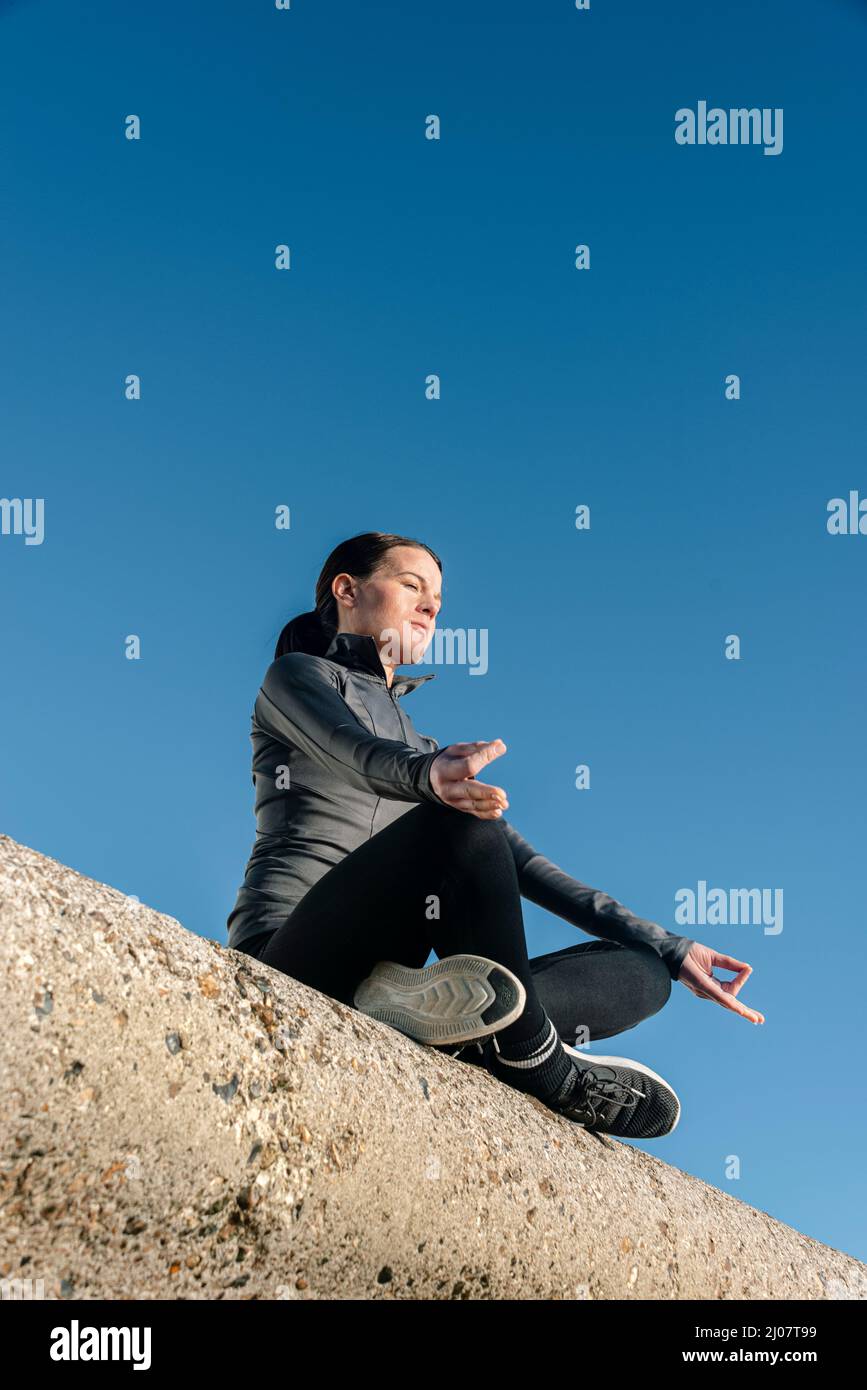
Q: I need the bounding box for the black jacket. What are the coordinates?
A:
[226,630,695,979]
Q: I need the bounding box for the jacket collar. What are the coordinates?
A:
[323,630,436,698]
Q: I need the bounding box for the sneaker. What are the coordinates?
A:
[353,955,526,1047]
[549,1041,681,1138]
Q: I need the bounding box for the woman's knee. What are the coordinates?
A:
[414,799,506,851]
[622,944,672,1019]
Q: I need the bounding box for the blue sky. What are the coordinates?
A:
[2,0,866,1266]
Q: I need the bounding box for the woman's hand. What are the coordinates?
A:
[677,942,765,1024]
[430,740,510,820]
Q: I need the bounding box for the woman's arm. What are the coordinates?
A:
[254,654,444,804]
[497,817,694,980]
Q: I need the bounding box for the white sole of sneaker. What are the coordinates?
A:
[353,955,526,1045]
[562,1041,681,1135]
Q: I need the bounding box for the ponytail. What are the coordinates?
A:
[274,607,336,660]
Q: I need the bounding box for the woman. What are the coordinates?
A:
[227,531,764,1140]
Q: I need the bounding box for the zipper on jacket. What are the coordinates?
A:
[387,683,409,742]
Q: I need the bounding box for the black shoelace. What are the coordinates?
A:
[556,1063,645,1125]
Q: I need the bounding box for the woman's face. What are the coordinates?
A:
[333,545,442,666]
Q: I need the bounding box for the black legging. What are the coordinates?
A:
[238,800,672,1045]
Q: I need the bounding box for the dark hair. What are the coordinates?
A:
[274,531,443,660]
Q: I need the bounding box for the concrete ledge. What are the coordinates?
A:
[1,832,864,1301]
